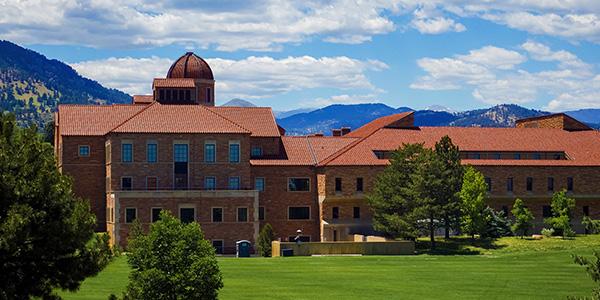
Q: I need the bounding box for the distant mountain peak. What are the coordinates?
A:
[425,105,455,113]
[221,98,256,107]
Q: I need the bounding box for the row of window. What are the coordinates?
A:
[484,177,574,193]
[331,206,361,219]
[123,206,310,223]
[80,143,264,161]
[120,176,266,191]
[334,177,364,193]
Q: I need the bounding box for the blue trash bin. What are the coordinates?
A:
[236,240,251,257]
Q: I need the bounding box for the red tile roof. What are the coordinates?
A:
[111,103,250,134]
[322,126,600,166]
[167,52,214,80]
[344,111,414,138]
[57,105,146,136]
[208,107,281,137]
[250,136,357,166]
[152,78,196,88]
[132,95,154,104]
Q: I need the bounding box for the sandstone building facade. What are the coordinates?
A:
[54,53,600,253]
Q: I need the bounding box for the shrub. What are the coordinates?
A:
[257,223,276,257]
[541,228,555,238]
[582,216,600,234]
[573,251,600,299]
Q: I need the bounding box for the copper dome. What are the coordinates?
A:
[166,52,214,80]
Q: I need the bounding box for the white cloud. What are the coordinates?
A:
[411,43,600,110]
[0,0,400,51]
[71,55,388,101]
[306,94,381,107]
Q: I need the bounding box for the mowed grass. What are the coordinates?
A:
[60,235,600,300]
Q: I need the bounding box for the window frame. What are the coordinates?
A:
[335,177,342,192]
[237,207,248,222]
[356,177,364,192]
[125,207,137,223]
[332,207,339,219]
[178,206,196,224]
[353,206,361,219]
[287,177,311,192]
[205,176,216,190]
[146,142,158,163]
[507,177,514,192]
[567,177,574,192]
[259,206,265,221]
[146,176,158,190]
[229,140,240,163]
[547,177,554,192]
[121,142,133,163]
[211,207,223,223]
[204,141,216,163]
[255,177,265,192]
[251,146,263,157]
[121,176,133,191]
[288,206,311,220]
[212,239,224,254]
[78,145,90,157]
[228,176,241,190]
[526,177,533,192]
[151,207,162,223]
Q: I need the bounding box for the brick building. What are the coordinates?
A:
[55,52,600,252]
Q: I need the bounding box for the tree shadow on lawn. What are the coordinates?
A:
[415,237,506,255]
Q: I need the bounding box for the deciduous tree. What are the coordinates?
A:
[511,198,534,238]
[459,166,488,238]
[0,113,111,299]
[125,210,223,299]
[545,190,576,238]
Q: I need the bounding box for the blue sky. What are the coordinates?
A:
[2,1,599,112]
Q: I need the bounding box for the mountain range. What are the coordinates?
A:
[1,40,599,134]
[0,40,130,127]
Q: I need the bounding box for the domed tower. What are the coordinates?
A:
[152,52,215,106]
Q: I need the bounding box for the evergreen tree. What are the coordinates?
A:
[0,113,111,299]
[434,135,464,239]
[545,190,576,238]
[511,198,534,238]
[459,166,488,238]
[257,223,276,257]
[368,143,425,239]
[125,210,223,299]
[481,207,512,238]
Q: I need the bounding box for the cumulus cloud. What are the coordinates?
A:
[71,55,387,101]
[0,0,399,51]
[411,43,600,110]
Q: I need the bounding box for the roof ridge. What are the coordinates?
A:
[200,105,252,133]
[305,136,319,166]
[109,102,157,134]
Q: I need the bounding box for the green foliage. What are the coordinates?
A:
[481,207,512,238]
[545,190,576,238]
[511,198,534,238]
[459,166,488,238]
[433,136,464,238]
[542,228,555,238]
[0,112,112,299]
[257,223,276,257]
[573,251,600,300]
[124,210,223,299]
[583,217,600,234]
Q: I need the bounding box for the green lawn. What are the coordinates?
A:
[60,235,600,300]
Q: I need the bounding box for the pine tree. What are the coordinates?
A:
[257,223,276,257]
[511,198,534,238]
[434,135,464,239]
[0,113,111,299]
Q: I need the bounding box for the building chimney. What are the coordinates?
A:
[332,129,342,136]
[340,127,351,136]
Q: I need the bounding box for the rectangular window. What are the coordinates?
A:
[185,90,191,101]
[533,153,541,160]
[484,177,492,192]
[507,178,514,192]
[543,205,552,218]
[229,176,241,190]
[204,142,216,163]
[212,207,223,223]
[78,145,90,157]
[547,177,554,192]
[514,153,521,160]
[584,206,590,216]
[159,89,165,101]
[229,141,240,163]
[173,144,188,162]
[122,143,133,162]
[335,178,342,192]
[146,176,157,190]
[473,153,481,159]
[212,240,224,254]
[288,206,310,220]
[255,177,265,192]
[125,208,137,223]
[259,207,265,221]
[237,207,248,222]
[206,87,211,103]
[353,207,361,219]
[121,177,132,190]
[151,208,161,223]
[288,178,310,192]
[251,146,263,157]
[332,207,339,219]
[494,153,501,159]
[147,143,157,163]
[356,177,364,192]
[205,176,216,190]
[567,177,574,192]
[526,177,533,192]
[179,207,195,224]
